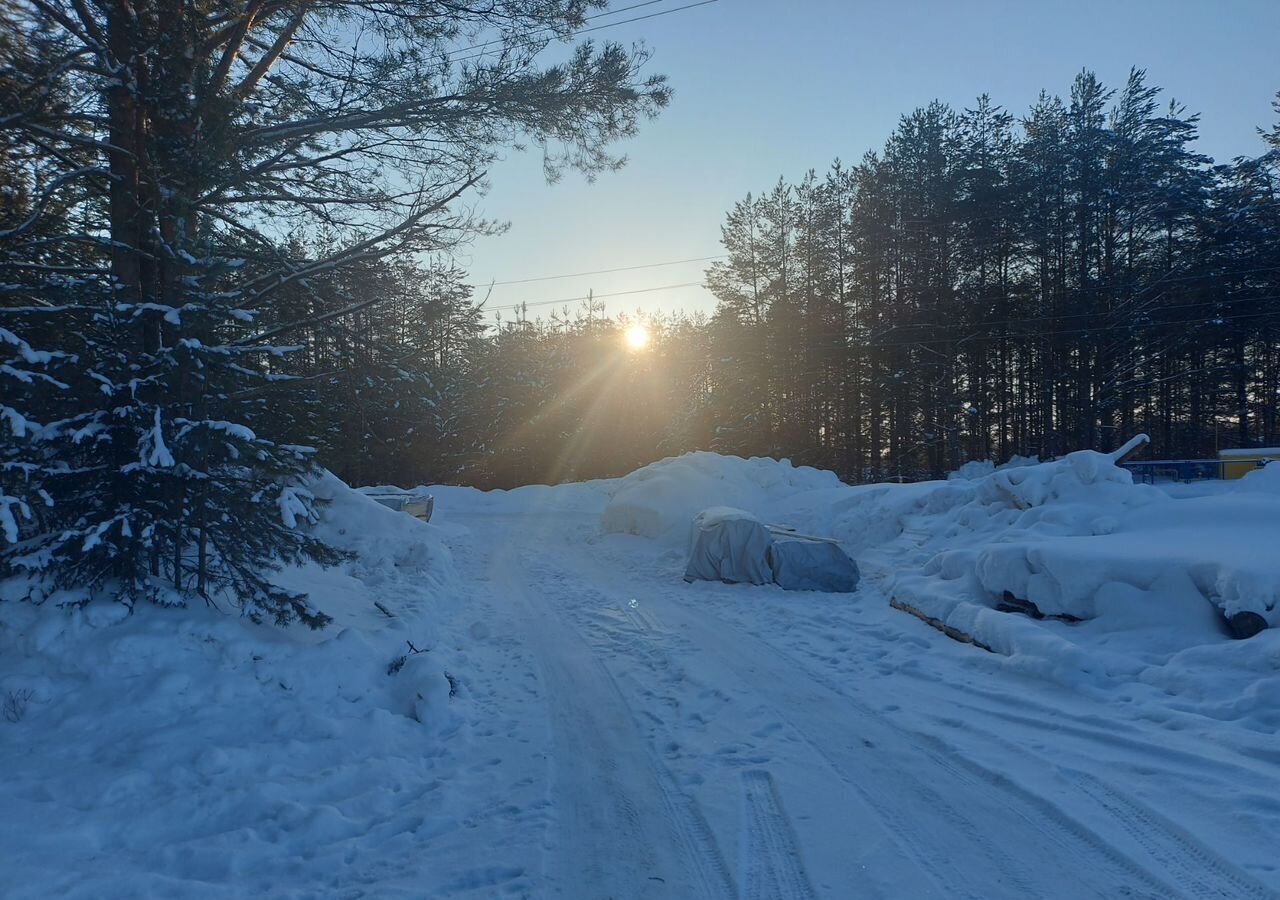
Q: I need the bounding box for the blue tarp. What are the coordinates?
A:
[768,537,861,593]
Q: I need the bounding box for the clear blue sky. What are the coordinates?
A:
[462,0,1280,323]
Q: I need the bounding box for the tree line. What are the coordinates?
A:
[194,69,1280,491]
[360,68,1280,488]
[699,71,1280,480]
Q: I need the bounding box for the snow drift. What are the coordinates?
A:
[601,452,841,543]
[0,472,461,897]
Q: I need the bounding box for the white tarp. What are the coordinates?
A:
[683,507,774,585]
[769,537,861,593]
[684,507,860,593]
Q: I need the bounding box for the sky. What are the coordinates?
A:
[461,0,1280,324]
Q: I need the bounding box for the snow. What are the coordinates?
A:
[276,484,314,529]
[1219,447,1280,457]
[0,472,465,897]
[3,453,1280,897]
[1,494,30,543]
[601,451,840,542]
[141,407,174,468]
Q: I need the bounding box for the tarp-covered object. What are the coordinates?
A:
[768,537,860,593]
[684,507,774,585]
[684,507,860,593]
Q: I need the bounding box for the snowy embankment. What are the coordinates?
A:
[0,474,465,897]
[602,450,1280,728]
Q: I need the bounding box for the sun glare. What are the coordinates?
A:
[624,324,650,351]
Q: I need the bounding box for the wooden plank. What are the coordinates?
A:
[764,524,843,545]
[889,597,995,654]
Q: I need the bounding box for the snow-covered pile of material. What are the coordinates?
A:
[848,452,1280,695]
[601,452,840,542]
[0,472,462,896]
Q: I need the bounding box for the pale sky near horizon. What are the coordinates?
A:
[460,0,1280,324]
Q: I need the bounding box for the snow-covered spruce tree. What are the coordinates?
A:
[1,0,669,619]
[0,319,68,551]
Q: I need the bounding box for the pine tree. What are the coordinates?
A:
[2,0,670,619]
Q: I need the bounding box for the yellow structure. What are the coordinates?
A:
[1218,448,1280,480]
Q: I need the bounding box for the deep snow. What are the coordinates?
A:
[2,453,1279,898]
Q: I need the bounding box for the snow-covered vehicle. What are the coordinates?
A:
[363,490,434,522]
[684,506,860,592]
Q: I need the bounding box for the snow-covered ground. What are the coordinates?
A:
[3,453,1280,898]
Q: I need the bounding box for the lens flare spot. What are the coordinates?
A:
[624,324,650,351]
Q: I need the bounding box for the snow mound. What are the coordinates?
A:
[870,453,1280,698]
[311,471,451,580]
[1234,459,1280,495]
[601,452,841,542]
[0,472,463,895]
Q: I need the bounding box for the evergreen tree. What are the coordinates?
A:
[1,0,670,619]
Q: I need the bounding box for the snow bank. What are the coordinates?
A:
[0,472,462,896]
[601,452,841,543]
[873,454,1280,702]
[312,471,451,581]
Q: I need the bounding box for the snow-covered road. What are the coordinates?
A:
[438,488,1280,900]
[7,458,1279,898]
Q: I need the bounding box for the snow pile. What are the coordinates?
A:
[947,454,1039,482]
[311,472,450,580]
[1234,459,1280,495]
[868,453,1280,695]
[0,472,463,896]
[601,452,841,543]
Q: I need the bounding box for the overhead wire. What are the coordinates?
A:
[448,0,720,64]
[484,254,725,287]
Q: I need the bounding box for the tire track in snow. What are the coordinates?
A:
[918,684,1280,792]
[1069,771,1279,900]
[564,543,1186,900]
[492,546,737,900]
[909,706,1280,900]
[545,551,1045,898]
[711,609,1277,900]
[741,770,818,900]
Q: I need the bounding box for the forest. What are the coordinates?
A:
[3,0,1280,622]
[266,69,1280,488]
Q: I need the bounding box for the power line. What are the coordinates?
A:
[479,259,1280,324]
[485,280,707,313]
[483,254,725,287]
[445,0,672,57]
[449,0,719,64]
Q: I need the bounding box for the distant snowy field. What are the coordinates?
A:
[3,452,1279,898]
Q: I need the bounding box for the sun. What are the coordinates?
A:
[624,324,650,351]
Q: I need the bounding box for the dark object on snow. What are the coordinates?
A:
[997,590,1044,618]
[996,590,1082,623]
[768,537,860,593]
[1227,611,1267,640]
[890,597,995,653]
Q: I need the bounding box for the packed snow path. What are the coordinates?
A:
[439,488,1280,900]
